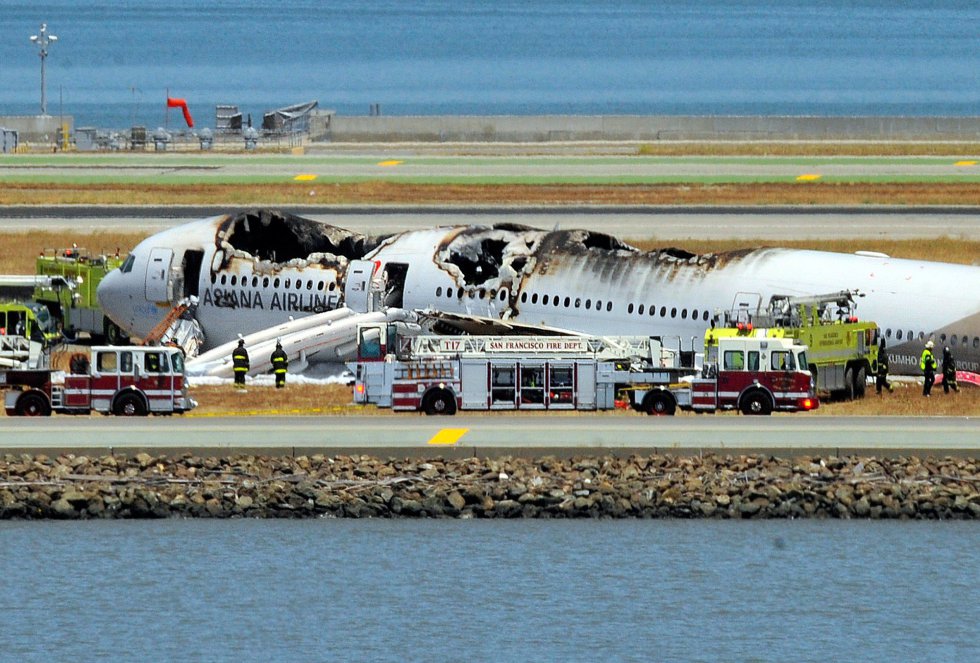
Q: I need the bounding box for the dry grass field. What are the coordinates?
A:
[3,181,980,207]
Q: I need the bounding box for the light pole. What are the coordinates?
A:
[29,23,58,115]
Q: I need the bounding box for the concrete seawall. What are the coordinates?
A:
[317,114,980,143]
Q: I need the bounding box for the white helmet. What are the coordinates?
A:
[925,340,934,349]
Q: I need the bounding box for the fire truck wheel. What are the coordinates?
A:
[844,367,856,400]
[740,391,773,416]
[114,392,148,416]
[16,392,52,417]
[642,391,676,416]
[853,365,867,398]
[423,389,457,416]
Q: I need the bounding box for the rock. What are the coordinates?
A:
[447,491,466,511]
[50,498,77,518]
[852,497,871,517]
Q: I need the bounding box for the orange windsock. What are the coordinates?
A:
[166,97,194,128]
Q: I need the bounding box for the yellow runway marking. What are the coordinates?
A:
[796,174,822,181]
[427,428,469,445]
[293,174,318,181]
[954,160,977,167]
[377,160,403,167]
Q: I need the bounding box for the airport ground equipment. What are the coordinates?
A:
[708,290,878,399]
[33,246,129,343]
[348,323,817,416]
[2,345,193,417]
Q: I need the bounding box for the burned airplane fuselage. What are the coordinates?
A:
[97,210,980,375]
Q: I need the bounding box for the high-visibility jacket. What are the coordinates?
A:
[271,348,288,375]
[919,349,935,372]
[232,347,250,373]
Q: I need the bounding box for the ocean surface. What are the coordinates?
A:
[1,1,978,129]
[0,519,977,662]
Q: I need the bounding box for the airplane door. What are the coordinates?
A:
[345,260,375,312]
[145,248,174,302]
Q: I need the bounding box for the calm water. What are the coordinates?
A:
[1,1,978,129]
[0,519,977,662]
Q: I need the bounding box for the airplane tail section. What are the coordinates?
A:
[186,307,415,378]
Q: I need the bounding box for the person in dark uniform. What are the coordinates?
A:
[875,338,893,395]
[270,340,288,389]
[920,340,936,397]
[942,346,960,394]
[232,339,249,390]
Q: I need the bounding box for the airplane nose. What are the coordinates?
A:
[97,268,130,331]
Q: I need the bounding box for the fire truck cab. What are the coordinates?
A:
[3,345,194,416]
[662,336,818,415]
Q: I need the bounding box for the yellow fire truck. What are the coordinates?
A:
[707,290,879,399]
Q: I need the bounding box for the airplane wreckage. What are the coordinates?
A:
[96,209,980,377]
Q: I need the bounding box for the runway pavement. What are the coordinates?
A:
[2,205,979,240]
[0,415,976,458]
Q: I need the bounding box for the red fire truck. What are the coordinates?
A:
[347,323,817,416]
[650,336,819,415]
[2,345,194,416]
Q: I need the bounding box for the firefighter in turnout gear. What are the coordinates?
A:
[271,340,288,389]
[875,338,893,395]
[920,340,936,397]
[942,346,960,394]
[232,339,250,390]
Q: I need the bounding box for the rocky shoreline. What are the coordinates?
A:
[2,452,978,520]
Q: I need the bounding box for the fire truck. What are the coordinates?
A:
[2,345,194,417]
[347,323,817,416]
[33,246,129,343]
[708,290,879,399]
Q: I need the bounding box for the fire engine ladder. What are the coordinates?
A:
[408,334,660,361]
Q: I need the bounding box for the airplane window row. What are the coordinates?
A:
[885,327,980,349]
[211,273,337,292]
[432,286,711,321]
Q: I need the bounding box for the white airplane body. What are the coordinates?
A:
[97,210,980,376]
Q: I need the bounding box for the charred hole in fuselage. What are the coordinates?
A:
[447,238,509,285]
[580,231,631,252]
[659,247,698,261]
[221,210,382,263]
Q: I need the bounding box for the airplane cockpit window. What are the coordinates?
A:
[120,254,136,273]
